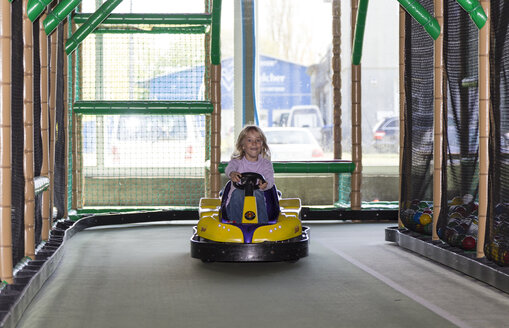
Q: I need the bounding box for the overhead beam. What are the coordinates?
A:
[65,0,122,55]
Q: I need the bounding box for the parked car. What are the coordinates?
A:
[273,111,290,127]
[373,115,486,155]
[264,127,324,161]
[105,115,205,169]
[373,116,399,152]
[287,105,325,144]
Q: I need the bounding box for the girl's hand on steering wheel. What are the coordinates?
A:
[258,181,268,190]
[230,171,242,183]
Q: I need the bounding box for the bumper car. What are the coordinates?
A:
[191,172,309,262]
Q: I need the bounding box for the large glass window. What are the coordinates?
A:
[257,0,332,159]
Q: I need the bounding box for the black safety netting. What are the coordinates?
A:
[33,18,43,245]
[436,1,480,252]
[11,0,25,264]
[485,2,509,266]
[53,24,67,220]
[399,0,435,235]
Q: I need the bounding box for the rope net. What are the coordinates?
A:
[399,0,435,234]
[11,0,25,264]
[485,2,509,265]
[75,17,211,207]
[79,31,207,102]
[435,1,480,252]
[80,114,206,206]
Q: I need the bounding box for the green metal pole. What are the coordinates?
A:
[210,0,222,65]
[351,0,369,65]
[72,13,212,25]
[455,0,487,29]
[27,0,54,22]
[397,0,440,40]
[65,0,123,55]
[43,0,82,35]
[72,100,214,115]
[218,161,356,174]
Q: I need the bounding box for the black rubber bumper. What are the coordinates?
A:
[385,226,509,293]
[190,226,310,262]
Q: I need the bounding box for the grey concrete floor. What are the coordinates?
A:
[15,222,509,328]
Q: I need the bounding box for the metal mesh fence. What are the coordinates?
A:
[75,14,211,208]
[78,31,207,102]
[80,114,206,206]
[81,0,206,14]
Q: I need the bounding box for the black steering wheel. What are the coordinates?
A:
[233,172,266,196]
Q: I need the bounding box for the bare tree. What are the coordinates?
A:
[259,0,318,65]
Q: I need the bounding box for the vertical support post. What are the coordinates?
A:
[433,0,444,241]
[0,0,14,284]
[210,0,222,198]
[234,0,243,138]
[74,114,82,209]
[211,65,222,197]
[40,12,51,241]
[63,21,69,218]
[241,0,255,125]
[398,6,405,228]
[477,0,490,258]
[351,0,362,210]
[76,17,83,209]
[23,0,36,259]
[204,0,212,198]
[49,18,57,225]
[332,0,342,203]
[70,19,78,210]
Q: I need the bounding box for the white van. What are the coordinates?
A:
[287,105,324,143]
[105,115,205,170]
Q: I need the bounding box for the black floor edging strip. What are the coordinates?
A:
[0,220,75,328]
[302,208,398,221]
[385,226,509,293]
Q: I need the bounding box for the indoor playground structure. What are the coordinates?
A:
[1,0,509,327]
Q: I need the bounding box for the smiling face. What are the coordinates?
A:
[242,130,263,161]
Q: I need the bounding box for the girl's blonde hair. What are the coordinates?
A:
[232,125,271,160]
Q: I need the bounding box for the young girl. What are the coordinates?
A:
[224,125,275,223]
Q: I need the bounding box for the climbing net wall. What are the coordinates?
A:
[399,0,435,234]
[485,1,509,265]
[399,1,509,265]
[400,0,480,247]
[436,0,480,251]
[74,2,215,207]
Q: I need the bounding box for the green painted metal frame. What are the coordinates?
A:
[455,0,487,29]
[43,0,82,35]
[27,0,54,22]
[72,13,212,25]
[352,0,369,65]
[65,0,123,54]
[218,160,356,174]
[398,0,440,40]
[91,26,209,34]
[73,101,214,115]
[352,0,440,64]
[210,0,222,65]
[69,7,220,62]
